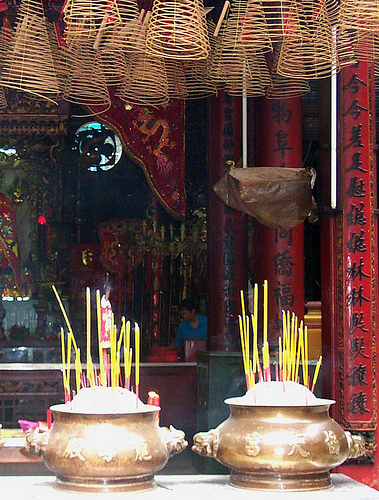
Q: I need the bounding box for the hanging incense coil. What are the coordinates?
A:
[279,0,340,80]
[110,17,148,54]
[1,0,60,100]
[222,0,272,55]
[335,27,358,68]
[146,0,210,60]
[338,0,379,35]
[117,52,169,106]
[261,0,303,44]
[223,45,271,97]
[183,60,218,99]
[165,59,188,99]
[266,43,310,98]
[352,31,379,62]
[99,51,130,87]
[63,38,111,109]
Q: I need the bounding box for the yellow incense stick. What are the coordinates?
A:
[263,280,268,346]
[52,285,74,336]
[135,322,140,390]
[86,287,91,363]
[311,355,322,392]
[75,348,82,393]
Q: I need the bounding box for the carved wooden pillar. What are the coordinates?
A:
[207,91,247,351]
[251,97,304,347]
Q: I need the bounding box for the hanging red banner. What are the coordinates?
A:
[90,91,186,220]
[340,61,377,430]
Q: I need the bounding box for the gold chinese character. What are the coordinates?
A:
[245,432,262,457]
[63,437,86,461]
[324,430,340,455]
[287,434,310,458]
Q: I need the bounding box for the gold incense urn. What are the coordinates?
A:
[27,404,187,493]
[192,396,365,491]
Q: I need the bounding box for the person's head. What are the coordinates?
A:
[179,298,197,322]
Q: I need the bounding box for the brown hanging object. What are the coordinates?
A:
[146,0,210,60]
[213,167,314,230]
[1,0,60,100]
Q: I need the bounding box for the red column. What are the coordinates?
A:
[207,91,247,351]
[252,97,304,347]
[330,61,378,487]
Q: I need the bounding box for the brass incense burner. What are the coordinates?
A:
[27,404,187,493]
[192,396,365,491]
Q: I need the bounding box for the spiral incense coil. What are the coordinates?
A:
[223,45,271,97]
[146,0,210,60]
[62,39,111,108]
[335,27,358,68]
[183,60,218,99]
[1,0,60,99]
[261,0,303,43]
[266,43,310,99]
[99,50,130,87]
[278,0,340,80]
[117,52,169,106]
[339,0,379,34]
[352,31,379,62]
[110,17,148,54]
[165,59,189,99]
[221,0,272,55]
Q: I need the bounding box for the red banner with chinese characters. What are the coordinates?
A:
[252,97,304,344]
[340,61,377,430]
[90,92,186,220]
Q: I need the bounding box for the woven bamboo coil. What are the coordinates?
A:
[117,52,169,106]
[1,0,60,98]
[146,0,210,60]
[266,43,310,98]
[62,39,111,108]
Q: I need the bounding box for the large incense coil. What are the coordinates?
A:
[338,0,379,34]
[117,52,169,106]
[266,43,310,98]
[223,46,271,97]
[99,50,130,87]
[145,0,210,60]
[63,39,111,108]
[352,32,379,62]
[63,0,123,39]
[281,0,339,80]
[221,0,272,55]
[335,27,358,68]
[165,59,189,99]
[110,17,148,54]
[183,61,218,99]
[1,0,60,99]
[261,0,303,43]
[277,3,339,80]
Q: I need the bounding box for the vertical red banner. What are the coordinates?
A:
[341,61,377,430]
[253,98,304,345]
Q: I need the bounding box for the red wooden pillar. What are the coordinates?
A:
[207,91,247,351]
[252,97,304,346]
[324,61,379,488]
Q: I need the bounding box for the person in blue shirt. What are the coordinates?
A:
[174,298,207,351]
